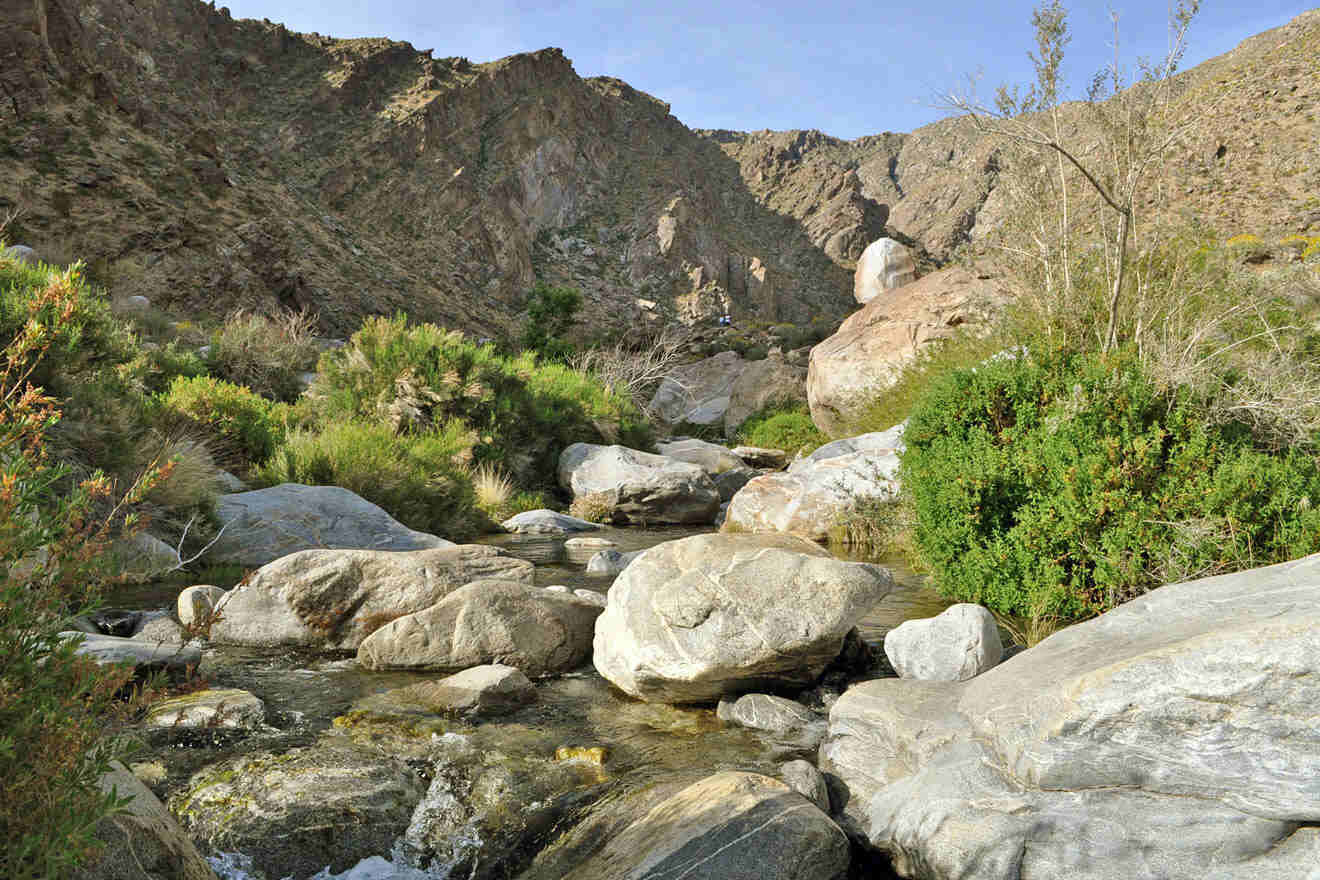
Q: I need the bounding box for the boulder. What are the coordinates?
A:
[809,266,1012,436]
[379,664,536,717]
[74,763,219,880]
[573,588,608,608]
[884,603,1003,681]
[133,613,187,644]
[1,243,40,266]
[731,445,789,469]
[67,632,200,680]
[208,545,533,650]
[171,743,427,880]
[209,483,454,567]
[780,759,832,813]
[358,579,603,675]
[715,466,758,501]
[656,437,746,474]
[112,532,178,579]
[557,444,721,525]
[820,552,1320,879]
[143,688,266,730]
[585,548,641,576]
[555,771,850,880]
[593,533,892,702]
[717,693,826,748]
[563,536,618,551]
[501,509,603,534]
[723,425,905,541]
[723,350,809,435]
[177,585,227,628]
[648,350,750,426]
[790,423,905,471]
[853,237,916,304]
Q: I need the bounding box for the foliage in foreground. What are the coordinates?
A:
[902,347,1320,623]
[0,261,149,878]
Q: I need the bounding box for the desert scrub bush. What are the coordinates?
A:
[734,402,828,457]
[311,315,651,488]
[470,463,550,522]
[207,308,319,402]
[901,346,1320,624]
[0,255,167,878]
[256,419,486,540]
[569,491,616,524]
[520,281,581,362]
[155,376,286,472]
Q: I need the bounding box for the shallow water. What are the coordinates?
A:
[110,527,952,879]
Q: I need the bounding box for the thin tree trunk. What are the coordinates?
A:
[1105,208,1131,352]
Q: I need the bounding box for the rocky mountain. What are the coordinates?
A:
[1,1,1316,339]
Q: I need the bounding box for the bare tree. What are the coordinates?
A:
[570,323,688,420]
[943,0,1201,352]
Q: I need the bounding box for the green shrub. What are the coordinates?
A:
[312,315,651,488]
[256,419,486,540]
[520,281,581,362]
[156,376,285,470]
[902,347,1320,623]
[735,402,828,457]
[207,309,319,402]
[123,342,208,396]
[0,257,145,878]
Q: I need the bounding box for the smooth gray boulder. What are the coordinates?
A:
[648,350,750,427]
[75,762,219,880]
[557,444,721,525]
[177,585,227,628]
[723,430,903,540]
[883,603,1003,681]
[593,533,892,703]
[853,237,916,304]
[820,552,1320,879]
[379,664,537,717]
[724,350,809,436]
[358,579,602,675]
[112,532,178,579]
[143,688,266,730]
[210,484,454,566]
[501,509,603,534]
[585,548,641,576]
[67,632,200,680]
[171,742,427,880]
[790,423,906,472]
[208,546,532,650]
[780,759,831,813]
[655,437,746,475]
[717,693,826,748]
[133,613,187,644]
[573,588,607,607]
[555,771,850,880]
[1,244,40,266]
[714,466,758,502]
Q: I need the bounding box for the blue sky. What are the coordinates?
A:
[219,1,1314,138]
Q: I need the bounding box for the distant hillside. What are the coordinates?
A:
[1,1,1315,339]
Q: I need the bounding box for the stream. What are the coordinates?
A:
[109,526,954,880]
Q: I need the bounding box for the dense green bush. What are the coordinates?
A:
[902,347,1320,622]
[156,376,286,470]
[520,281,582,362]
[735,402,828,456]
[256,419,486,540]
[207,309,319,403]
[311,315,651,486]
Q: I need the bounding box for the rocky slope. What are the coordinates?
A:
[703,10,1320,262]
[2,2,1315,339]
[0,0,865,337]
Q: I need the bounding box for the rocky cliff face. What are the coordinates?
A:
[0,0,862,336]
[702,10,1320,263]
[2,2,1315,338]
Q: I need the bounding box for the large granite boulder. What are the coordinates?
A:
[593,533,892,702]
[717,693,826,748]
[500,509,603,534]
[208,484,454,567]
[176,585,227,628]
[820,553,1320,879]
[378,664,537,717]
[557,443,721,525]
[171,743,427,880]
[648,350,750,427]
[75,763,219,880]
[723,425,904,541]
[208,546,532,650]
[723,350,809,435]
[883,603,1003,681]
[143,688,266,730]
[67,632,201,680]
[655,437,746,475]
[853,237,916,304]
[357,580,602,675]
[553,771,850,880]
[809,266,1012,436]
